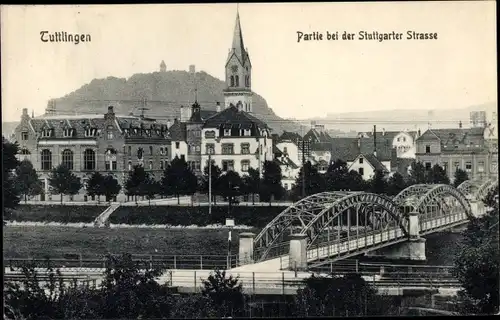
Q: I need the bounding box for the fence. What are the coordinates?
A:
[4,254,240,271]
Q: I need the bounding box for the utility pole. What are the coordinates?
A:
[208,153,212,214]
[302,139,306,199]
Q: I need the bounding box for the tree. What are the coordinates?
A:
[161,156,198,204]
[3,137,20,210]
[86,171,105,203]
[453,168,469,188]
[14,159,44,203]
[292,161,326,199]
[387,172,407,196]
[368,169,388,194]
[48,164,82,204]
[260,160,284,204]
[201,160,222,205]
[217,170,243,213]
[102,175,122,203]
[99,253,174,319]
[427,164,450,184]
[453,186,499,315]
[408,161,427,185]
[143,177,159,206]
[345,170,366,191]
[4,254,175,320]
[125,165,149,203]
[242,167,260,204]
[325,159,350,191]
[201,269,245,318]
[294,273,394,317]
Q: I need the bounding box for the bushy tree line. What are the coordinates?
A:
[290,158,470,200]
[3,253,399,319]
[123,156,286,206]
[453,186,499,315]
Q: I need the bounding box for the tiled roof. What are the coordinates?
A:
[362,153,389,173]
[360,130,418,142]
[169,121,187,141]
[202,105,268,130]
[311,138,361,162]
[279,131,302,142]
[200,110,217,120]
[359,137,393,161]
[29,114,171,140]
[417,127,486,152]
[304,128,333,143]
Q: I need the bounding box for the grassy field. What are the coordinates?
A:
[3,225,260,259]
[6,205,105,223]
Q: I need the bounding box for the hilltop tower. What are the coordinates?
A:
[223,9,253,113]
[160,60,166,72]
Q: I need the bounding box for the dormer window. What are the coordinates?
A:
[106,125,114,140]
[84,127,95,137]
[243,129,251,136]
[63,128,73,137]
[41,129,52,138]
[224,129,231,137]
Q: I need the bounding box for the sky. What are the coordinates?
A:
[1,2,497,122]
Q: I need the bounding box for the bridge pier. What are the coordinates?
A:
[238,233,255,266]
[365,211,427,261]
[289,234,308,271]
[469,199,486,218]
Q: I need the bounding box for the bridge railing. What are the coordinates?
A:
[4,254,240,271]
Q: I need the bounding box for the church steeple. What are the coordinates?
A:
[231,10,247,65]
[224,7,253,113]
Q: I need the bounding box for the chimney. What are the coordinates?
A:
[459,121,463,129]
[382,128,386,136]
[216,102,221,112]
[418,128,421,137]
[174,118,179,124]
[108,106,114,114]
[166,119,172,129]
[22,108,28,116]
[314,124,324,133]
[189,65,196,73]
[357,137,361,147]
[373,125,377,157]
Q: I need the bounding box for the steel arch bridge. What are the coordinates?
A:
[253,182,483,264]
[457,178,499,201]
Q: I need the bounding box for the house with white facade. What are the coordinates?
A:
[348,153,390,181]
[201,107,273,175]
[199,10,273,177]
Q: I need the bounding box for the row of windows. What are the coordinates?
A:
[425,161,485,173]
[30,125,168,141]
[206,143,251,155]
[40,148,174,172]
[41,149,100,171]
[221,160,251,172]
[126,146,169,157]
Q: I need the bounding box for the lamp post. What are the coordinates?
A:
[226,183,239,269]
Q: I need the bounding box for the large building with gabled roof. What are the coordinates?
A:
[13,106,172,202]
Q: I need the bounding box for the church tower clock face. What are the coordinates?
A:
[231,65,238,73]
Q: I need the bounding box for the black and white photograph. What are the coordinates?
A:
[1,1,498,318]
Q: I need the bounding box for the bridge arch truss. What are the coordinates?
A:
[476,178,499,201]
[254,192,408,261]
